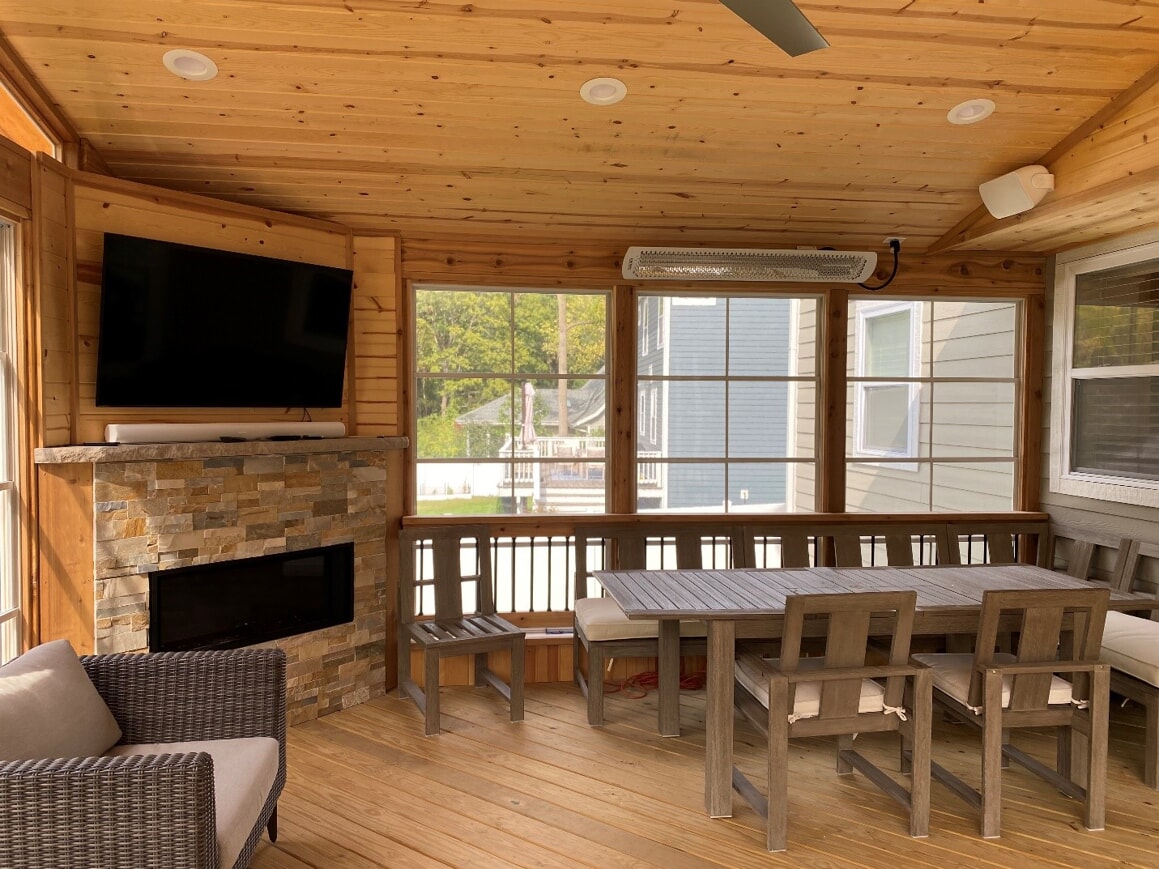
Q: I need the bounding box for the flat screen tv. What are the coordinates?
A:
[95,233,354,408]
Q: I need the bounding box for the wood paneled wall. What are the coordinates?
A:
[29,166,407,446]
[401,234,1046,295]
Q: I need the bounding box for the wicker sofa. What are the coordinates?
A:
[0,642,286,869]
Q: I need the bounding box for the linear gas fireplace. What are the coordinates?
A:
[150,543,355,652]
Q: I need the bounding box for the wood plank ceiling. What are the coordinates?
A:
[1,1,1158,254]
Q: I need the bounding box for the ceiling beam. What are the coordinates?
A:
[930,61,1159,255]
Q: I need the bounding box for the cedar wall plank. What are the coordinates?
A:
[0,135,31,214]
[350,233,401,436]
[35,158,72,446]
[63,177,355,443]
[36,463,95,652]
[401,236,1045,296]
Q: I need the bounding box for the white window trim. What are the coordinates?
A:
[0,221,18,664]
[649,386,658,443]
[1050,233,1159,506]
[640,298,650,355]
[852,300,921,464]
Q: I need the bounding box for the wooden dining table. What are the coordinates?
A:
[592,562,1159,818]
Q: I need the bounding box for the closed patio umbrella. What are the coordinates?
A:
[520,382,537,448]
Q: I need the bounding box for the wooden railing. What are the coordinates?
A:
[400,512,1053,626]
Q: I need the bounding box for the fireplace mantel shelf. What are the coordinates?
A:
[34,435,408,465]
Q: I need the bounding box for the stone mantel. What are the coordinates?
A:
[36,435,405,724]
[35,435,407,465]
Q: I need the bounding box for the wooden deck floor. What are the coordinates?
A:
[250,683,1159,868]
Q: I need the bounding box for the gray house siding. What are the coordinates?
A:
[661,296,791,511]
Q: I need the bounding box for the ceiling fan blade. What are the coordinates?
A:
[719,0,830,57]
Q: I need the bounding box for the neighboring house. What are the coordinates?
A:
[446,296,795,513]
[793,298,1019,513]
[638,295,793,512]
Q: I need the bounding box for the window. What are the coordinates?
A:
[413,285,608,515]
[853,301,919,458]
[846,298,1019,512]
[636,293,817,513]
[0,221,19,664]
[1051,237,1159,505]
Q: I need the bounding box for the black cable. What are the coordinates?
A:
[859,239,901,291]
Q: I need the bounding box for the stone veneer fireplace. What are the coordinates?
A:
[35,437,402,725]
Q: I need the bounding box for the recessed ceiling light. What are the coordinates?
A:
[947,98,996,125]
[162,49,218,82]
[580,77,627,107]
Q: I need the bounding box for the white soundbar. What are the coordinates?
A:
[104,421,347,444]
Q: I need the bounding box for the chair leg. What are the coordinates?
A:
[424,652,441,736]
[509,634,525,723]
[586,644,606,726]
[1084,668,1109,831]
[767,677,790,852]
[1057,724,1074,784]
[836,734,854,775]
[908,669,932,839]
[1142,689,1158,789]
[398,630,412,690]
[980,671,1004,838]
[266,805,278,842]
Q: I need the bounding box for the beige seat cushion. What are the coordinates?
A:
[574,596,707,642]
[0,639,122,761]
[734,654,886,720]
[108,736,279,869]
[912,652,1076,711]
[1101,610,1159,688]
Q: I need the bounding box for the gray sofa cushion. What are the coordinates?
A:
[0,639,122,761]
[108,736,279,869]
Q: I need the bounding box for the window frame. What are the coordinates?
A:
[1050,233,1159,506]
[411,284,611,516]
[852,300,921,462]
[0,220,19,664]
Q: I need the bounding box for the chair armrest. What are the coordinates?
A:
[82,649,286,771]
[0,753,218,869]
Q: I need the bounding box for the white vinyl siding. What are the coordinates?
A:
[844,298,1019,513]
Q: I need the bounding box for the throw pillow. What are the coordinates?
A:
[0,639,122,760]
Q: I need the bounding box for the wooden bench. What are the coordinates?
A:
[572,522,741,727]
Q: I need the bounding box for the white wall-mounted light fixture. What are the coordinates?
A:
[947,98,996,125]
[580,77,627,106]
[162,49,219,82]
[979,164,1055,219]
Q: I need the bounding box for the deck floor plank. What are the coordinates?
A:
[251,684,1159,869]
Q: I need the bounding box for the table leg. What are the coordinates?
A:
[705,620,735,818]
[657,619,680,737]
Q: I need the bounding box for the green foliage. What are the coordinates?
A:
[414,288,607,428]
[415,412,466,459]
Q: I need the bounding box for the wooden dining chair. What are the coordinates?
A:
[1087,535,1159,789]
[573,523,734,726]
[913,587,1111,838]
[943,520,1050,566]
[732,590,932,852]
[828,522,955,567]
[734,524,817,568]
[398,525,525,735]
